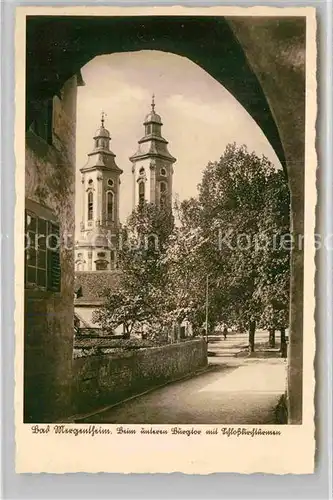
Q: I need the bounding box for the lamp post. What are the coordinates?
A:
[205,274,209,343]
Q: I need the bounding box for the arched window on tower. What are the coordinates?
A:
[106,191,114,222]
[160,182,167,208]
[146,124,152,135]
[87,191,93,221]
[138,181,145,206]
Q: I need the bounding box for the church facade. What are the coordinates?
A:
[74,98,176,330]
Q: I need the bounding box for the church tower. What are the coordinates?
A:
[130,96,176,210]
[75,113,122,271]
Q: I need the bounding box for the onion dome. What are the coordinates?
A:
[94,111,110,138]
[144,112,162,124]
[80,112,123,174]
[94,125,110,138]
[143,94,162,125]
[129,95,176,164]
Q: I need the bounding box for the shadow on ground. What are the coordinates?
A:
[80,359,286,425]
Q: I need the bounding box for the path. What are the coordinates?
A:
[81,332,287,425]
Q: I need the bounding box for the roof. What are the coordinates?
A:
[94,125,110,138]
[81,151,123,174]
[79,120,123,173]
[74,270,122,305]
[130,137,176,163]
[144,111,162,125]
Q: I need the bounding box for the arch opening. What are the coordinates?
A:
[24,15,306,425]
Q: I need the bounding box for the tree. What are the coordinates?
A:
[93,202,174,338]
[197,144,279,350]
[170,143,290,353]
[93,288,155,337]
[255,169,290,350]
[163,208,207,333]
[94,143,290,354]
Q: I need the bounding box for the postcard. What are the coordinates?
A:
[15,5,316,474]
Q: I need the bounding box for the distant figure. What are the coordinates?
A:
[223,326,228,341]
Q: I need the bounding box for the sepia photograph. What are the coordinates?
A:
[16,5,316,473]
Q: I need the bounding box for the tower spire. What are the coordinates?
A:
[101,110,106,127]
[130,98,176,211]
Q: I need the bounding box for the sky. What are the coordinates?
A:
[76,50,281,229]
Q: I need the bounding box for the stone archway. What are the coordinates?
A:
[25,15,305,423]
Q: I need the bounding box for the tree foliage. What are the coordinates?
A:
[94,143,290,350]
[166,143,290,349]
[92,202,174,338]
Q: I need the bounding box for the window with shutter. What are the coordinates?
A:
[25,212,38,285]
[25,202,61,292]
[47,222,61,292]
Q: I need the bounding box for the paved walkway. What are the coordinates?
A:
[207,330,279,357]
[82,332,287,425]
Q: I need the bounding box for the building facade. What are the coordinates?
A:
[25,74,80,422]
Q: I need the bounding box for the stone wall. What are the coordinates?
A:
[72,338,207,417]
[24,76,78,423]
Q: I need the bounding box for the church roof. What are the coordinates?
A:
[130,97,176,163]
[94,124,110,138]
[144,111,162,125]
[81,150,123,173]
[74,270,122,305]
[80,114,123,173]
[130,138,176,163]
